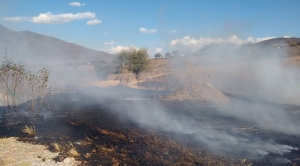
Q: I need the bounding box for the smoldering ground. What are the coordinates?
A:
[160,42,300,160]
[2,40,300,164]
[80,86,298,163]
[81,42,300,162]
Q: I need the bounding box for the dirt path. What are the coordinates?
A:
[0,137,80,166]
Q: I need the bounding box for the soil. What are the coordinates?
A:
[163,82,230,103]
[0,137,79,166]
[0,88,299,166]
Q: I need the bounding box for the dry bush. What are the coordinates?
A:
[21,125,36,136]
[96,145,115,154]
[0,52,50,114]
[51,141,80,157]
[68,147,80,157]
[51,142,62,152]
[98,129,126,139]
[80,134,94,145]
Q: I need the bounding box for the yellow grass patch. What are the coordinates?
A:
[21,125,36,136]
[98,129,126,139]
[68,147,80,157]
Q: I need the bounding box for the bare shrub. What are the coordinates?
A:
[26,68,50,113]
[52,142,62,152]
[0,56,27,113]
[0,50,50,114]
[22,125,36,136]
[52,142,80,157]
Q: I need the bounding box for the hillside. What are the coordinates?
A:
[0,24,113,63]
[122,38,300,104]
[195,37,300,61]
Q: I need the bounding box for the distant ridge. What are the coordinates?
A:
[256,37,300,47]
[0,24,113,62]
[196,37,300,59]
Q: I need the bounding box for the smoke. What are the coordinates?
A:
[33,39,300,161]
[80,85,297,161]
[89,40,300,161]
[82,92,297,159]
[1,25,299,163]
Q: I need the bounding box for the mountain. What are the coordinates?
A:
[195,37,300,59]
[256,37,300,47]
[0,24,113,63]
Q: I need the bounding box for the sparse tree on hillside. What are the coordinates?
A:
[23,68,50,113]
[165,52,171,58]
[115,51,130,85]
[0,57,27,113]
[0,50,50,114]
[26,72,39,113]
[117,47,150,88]
[37,68,50,112]
[127,48,149,79]
[92,60,111,80]
[154,53,162,59]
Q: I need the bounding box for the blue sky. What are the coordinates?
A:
[0,0,300,55]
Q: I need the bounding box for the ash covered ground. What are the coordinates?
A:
[0,86,300,166]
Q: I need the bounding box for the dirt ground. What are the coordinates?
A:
[0,137,79,166]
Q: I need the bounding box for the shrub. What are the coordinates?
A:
[165,52,171,58]
[0,57,27,113]
[0,50,50,113]
[22,125,36,136]
[91,60,112,80]
[154,53,162,59]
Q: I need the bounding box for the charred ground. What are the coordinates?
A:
[0,90,300,166]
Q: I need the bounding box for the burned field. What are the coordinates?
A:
[0,88,300,166]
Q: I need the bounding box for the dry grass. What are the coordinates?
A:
[67,121,81,127]
[84,153,92,159]
[241,158,253,166]
[51,141,80,157]
[111,157,120,166]
[98,129,126,139]
[96,145,115,154]
[21,125,36,136]
[80,134,94,145]
[51,142,61,152]
[68,147,80,157]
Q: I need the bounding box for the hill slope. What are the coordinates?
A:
[196,37,300,60]
[0,24,113,62]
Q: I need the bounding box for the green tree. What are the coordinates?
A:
[117,47,149,88]
[117,47,149,79]
[154,53,162,59]
[165,52,171,58]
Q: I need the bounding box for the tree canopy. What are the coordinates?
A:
[154,53,162,59]
[117,47,149,79]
